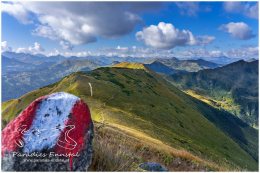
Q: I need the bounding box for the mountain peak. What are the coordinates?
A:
[247,58,257,62]
[169,57,179,61]
[112,62,150,71]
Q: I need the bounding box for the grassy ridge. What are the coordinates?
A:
[112,62,150,72]
[2,67,258,170]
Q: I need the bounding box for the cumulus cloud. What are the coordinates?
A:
[16,42,45,54]
[219,22,255,40]
[136,22,215,49]
[2,2,161,47]
[1,41,12,52]
[32,25,58,40]
[224,2,258,19]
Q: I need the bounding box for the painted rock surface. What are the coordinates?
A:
[2,92,93,171]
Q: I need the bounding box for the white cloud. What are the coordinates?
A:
[196,35,216,46]
[47,49,93,57]
[60,41,73,50]
[4,41,258,60]
[178,46,258,59]
[2,2,162,47]
[223,2,258,19]
[136,22,215,49]
[97,46,156,58]
[2,2,32,24]
[177,49,224,58]
[32,25,58,40]
[175,2,212,17]
[16,42,45,54]
[47,49,61,57]
[1,41,12,52]
[246,4,258,19]
[116,46,129,51]
[47,46,174,58]
[56,46,258,59]
[175,2,199,16]
[219,22,255,40]
[225,46,258,59]
[224,2,243,13]
[30,42,44,52]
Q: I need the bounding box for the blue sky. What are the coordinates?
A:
[1,1,258,59]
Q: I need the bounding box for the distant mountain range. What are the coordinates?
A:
[2,56,34,74]
[2,59,100,101]
[2,51,153,66]
[2,51,258,103]
[2,52,64,64]
[2,52,225,101]
[145,58,220,75]
[168,60,259,127]
[113,57,221,75]
[154,57,220,73]
[2,65,258,171]
[1,52,122,101]
[190,56,242,65]
[2,55,55,75]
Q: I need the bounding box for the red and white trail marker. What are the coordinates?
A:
[2,92,94,171]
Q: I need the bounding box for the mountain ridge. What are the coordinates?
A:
[153,57,220,72]
[168,60,259,127]
[2,66,258,171]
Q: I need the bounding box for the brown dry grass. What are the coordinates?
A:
[89,127,136,171]
[88,122,233,171]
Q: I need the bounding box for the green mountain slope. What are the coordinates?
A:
[168,60,258,127]
[2,67,258,171]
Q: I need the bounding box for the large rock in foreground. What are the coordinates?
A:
[2,92,94,171]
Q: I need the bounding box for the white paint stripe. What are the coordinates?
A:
[22,92,79,153]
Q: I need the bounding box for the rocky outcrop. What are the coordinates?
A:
[2,92,93,171]
[139,162,168,171]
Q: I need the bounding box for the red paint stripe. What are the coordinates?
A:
[1,96,46,156]
[54,99,91,170]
